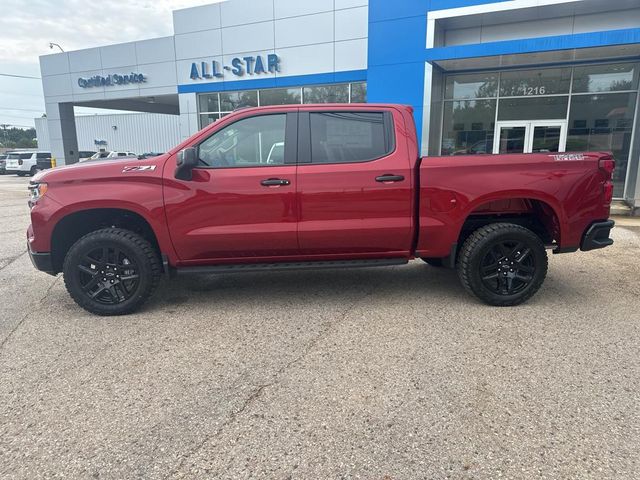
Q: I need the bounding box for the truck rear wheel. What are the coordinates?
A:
[457,223,547,306]
[63,228,161,315]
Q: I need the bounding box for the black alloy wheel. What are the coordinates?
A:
[457,223,548,306]
[63,228,161,315]
[77,246,140,305]
[479,241,536,296]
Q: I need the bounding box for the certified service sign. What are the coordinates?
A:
[78,73,146,88]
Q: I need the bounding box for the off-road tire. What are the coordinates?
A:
[63,228,161,315]
[457,223,548,306]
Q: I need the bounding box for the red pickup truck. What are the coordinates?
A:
[27,104,615,315]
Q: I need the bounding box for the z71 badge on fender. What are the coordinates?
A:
[122,165,157,173]
[551,154,585,161]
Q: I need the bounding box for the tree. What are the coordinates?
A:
[0,127,38,149]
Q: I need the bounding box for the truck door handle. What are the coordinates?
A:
[375,174,405,183]
[261,178,290,186]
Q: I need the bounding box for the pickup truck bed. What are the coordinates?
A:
[417,151,613,260]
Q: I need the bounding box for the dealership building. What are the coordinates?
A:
[38,0,640,207]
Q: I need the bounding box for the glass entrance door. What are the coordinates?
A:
[528,121,566,153]
[495,123,528,154]
[493,121,567,154]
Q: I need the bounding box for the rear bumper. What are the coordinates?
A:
[27,243,55,275]
[580,220,615,252]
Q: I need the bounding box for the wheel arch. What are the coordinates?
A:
[50,207,162,274]
[456,193,564,254]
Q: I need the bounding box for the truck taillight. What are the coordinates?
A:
[599,156,615,179]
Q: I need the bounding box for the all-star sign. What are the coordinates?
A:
[190,54,280,80]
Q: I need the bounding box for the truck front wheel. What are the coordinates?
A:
[63,228,161,315]
[457,223,548,306]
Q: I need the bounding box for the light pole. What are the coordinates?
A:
[0,124,9,146]
[49,42,64,53]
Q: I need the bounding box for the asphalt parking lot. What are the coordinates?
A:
[0,173,639,479]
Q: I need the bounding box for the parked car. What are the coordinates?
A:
[137,152,164,159]
[27,104,615,315]
[0,154,7,174]
[78,150,97,162]
[81,151,137,162]
[5,151,54,176]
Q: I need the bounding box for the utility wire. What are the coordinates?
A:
[0,113,39,119]
[0,73,41,80]
[0,91,43,97]
[0,107,45,113]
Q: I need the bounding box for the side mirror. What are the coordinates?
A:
[175,147,198,181]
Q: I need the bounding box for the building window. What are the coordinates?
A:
[259,88,302,106]
[568,92,637,197]
[499,67,571,97]
[220,91,258,111]
[303,84,349,103]
[445,73,498,100]
[497,96,569,121]
[572,63,639,93]
[198,82,367,128]
[441,100,496,155]
[350,82,367,103]
[440,62,640,197]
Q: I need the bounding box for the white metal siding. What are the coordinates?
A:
[36,113,181,154]
[34,117,51,151]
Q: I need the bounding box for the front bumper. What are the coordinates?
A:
[580,220,615,251]
[28,243,55,275]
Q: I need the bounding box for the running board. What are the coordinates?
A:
[176,258,408,275]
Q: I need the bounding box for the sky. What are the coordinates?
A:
[0,0,215,128]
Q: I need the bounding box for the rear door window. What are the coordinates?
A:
[308,112,393,164]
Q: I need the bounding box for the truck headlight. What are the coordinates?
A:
[28,182,48,206]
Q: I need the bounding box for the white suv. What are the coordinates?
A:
[5,151,54,176]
